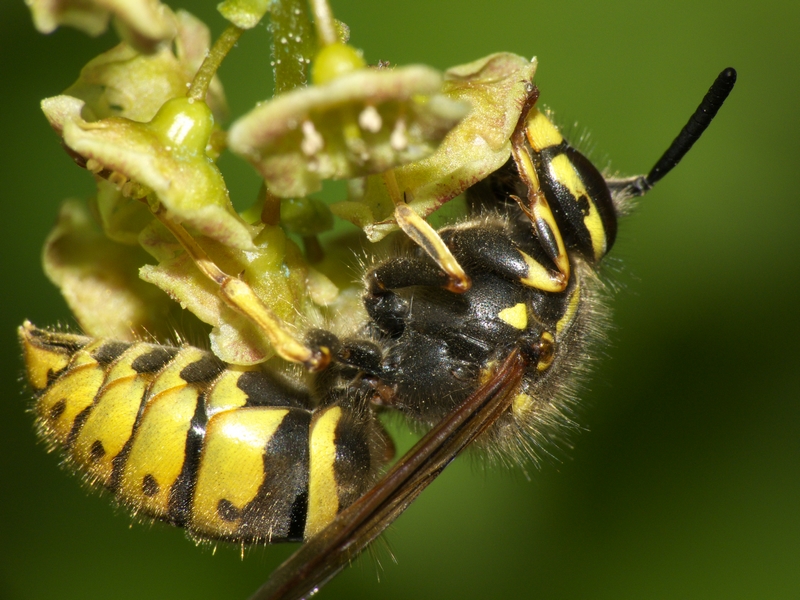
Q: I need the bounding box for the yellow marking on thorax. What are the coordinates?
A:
[205,368,253,417]
[498,303,528,330]
[548,154,606,260]
[525,109,563,152]
[477,360,499,387]
[512,392,534,417]
[305,406,343,539]
[192,408,289,538]
[556,283,581,335]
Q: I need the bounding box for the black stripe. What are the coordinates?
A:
[65,404,95,450]
[109,381,155,492]
[26,326,88,354]
[131,347,178,374]
[332,412,373,510]
[168,391,208,526]
[92,341,132,366]
[237,370,312,409]
[180,354,226,384]
[240,409,311,542]
[286,489,309,541]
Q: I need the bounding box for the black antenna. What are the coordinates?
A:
[611,67,737,198]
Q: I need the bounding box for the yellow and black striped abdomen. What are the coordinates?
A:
[19,322,383,544]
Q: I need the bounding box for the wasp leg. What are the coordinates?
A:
[304,330,383,374]
[382,170,470,293]
[306,329,387,403]
[363,257,450,337]
[442,225,568,293]
[509,124,571,282]
[501,82,571,280]
[365,225,567,339]
[151,205,329,371]
[393,203,471,293]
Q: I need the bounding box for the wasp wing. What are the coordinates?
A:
[248,348,528,600]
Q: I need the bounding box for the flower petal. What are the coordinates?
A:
[60,12,227,124]
[92,178,154,244]
[43,198,175,340]
[46,95,254,250]
[217,0,269,30]
[63,43,189,123]
[28,0,176,54]
[333,53,538,241]
[228,65,469,197]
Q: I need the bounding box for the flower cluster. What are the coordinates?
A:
[32,0,538,364]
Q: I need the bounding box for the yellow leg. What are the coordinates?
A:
[383,171,471,294]
[509,141,571,286]
[151,203,330,371]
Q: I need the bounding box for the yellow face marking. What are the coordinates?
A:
[525,109,563,152]
[498,303,528,330]
[119,385,199,518]
[549,154,607,261]
[206,368,254,417]
[305,406,343,539]
[519,250,567,292]
[556,283,581,335]
[192,408,288,538]
[35,356,104,446]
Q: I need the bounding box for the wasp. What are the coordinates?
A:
[20,67,736,599]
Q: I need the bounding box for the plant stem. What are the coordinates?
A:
[188,24,244,102]
[270,0,316,94]
[308,0,337,46]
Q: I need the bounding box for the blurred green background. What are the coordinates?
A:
[1,0,799,599]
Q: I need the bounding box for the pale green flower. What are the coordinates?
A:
[41,95,253,250]
[228,64,469,198]
[333,53,538,240]
[27,0,177,54]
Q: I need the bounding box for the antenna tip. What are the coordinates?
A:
[716,68,738,93]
